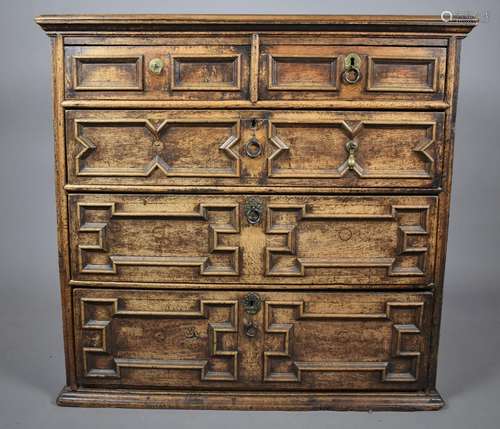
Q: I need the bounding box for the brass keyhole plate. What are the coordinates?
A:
[242,292,262,315]
[244,197,264,225]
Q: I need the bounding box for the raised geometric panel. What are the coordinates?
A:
[268,55,338,91]
[268,113,440,183]
[171,55,242,91]
[72,55,144,91]
[76,293,239,383]
[66,110,442,189]
[367,57,438,92]
[72,196,241,280]
[263,298,427,386]
[265,200,435,282]
[73,118,240,178]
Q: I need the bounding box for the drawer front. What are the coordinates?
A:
[65,43,250,100]
[65,110,444,189]
[260,45,446,102]
[64,43,445,104]
[74,288,433,391]
[69,194,437,287]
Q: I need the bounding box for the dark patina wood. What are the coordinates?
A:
[36,14,476,411]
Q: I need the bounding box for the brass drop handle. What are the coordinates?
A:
[343,53,362,84]
[149,58,164,75]
[345,140,358,170]
[243,319,258,337]
[244,197,264,225]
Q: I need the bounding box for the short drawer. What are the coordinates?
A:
[69,194,438,287]
[74,288,433,391]
[65,41,251,100]
[65,110,444,189]
[259,44,446,102]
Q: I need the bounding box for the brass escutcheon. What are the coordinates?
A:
[242,292,262,315]
[343,53,362,84]
[244,137,263,158]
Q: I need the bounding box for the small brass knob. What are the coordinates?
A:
[149,58,164,75]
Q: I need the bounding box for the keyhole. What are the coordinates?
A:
[243,292,261,314]
[350,56,355,66]
[251,119,257,128]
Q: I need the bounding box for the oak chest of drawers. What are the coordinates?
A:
[36,14,476,411]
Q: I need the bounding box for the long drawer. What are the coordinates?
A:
[65,40,251,101]
[259,44,446,102]
[65,110,444,189]
[64,41,446,104]
[74,288,433,391]
[69,193,437,287]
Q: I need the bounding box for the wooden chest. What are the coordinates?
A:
[36,14,476,411]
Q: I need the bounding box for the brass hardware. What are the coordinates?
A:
[185,327,199,339]
[149,58,164,75]
[345,140,358,170]
[242,292,262,315]
[244,137,263,158]
[244,197,264,225]
[152,139,163,153]
[343,53,362,84]
[243,319,258,337]
[344,53,361,69]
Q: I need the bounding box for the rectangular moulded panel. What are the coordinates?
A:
[268,55,339,90]
[367,57,438,92]
[171,54,242,91]
[72,55,144,91]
